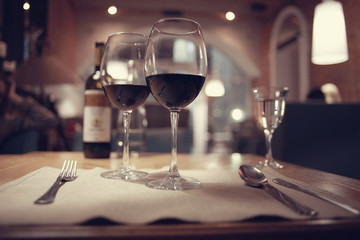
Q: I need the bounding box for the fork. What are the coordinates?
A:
[34,160,78,205]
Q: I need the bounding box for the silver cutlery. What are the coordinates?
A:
[34,160,78,205]
[273,178,360,215]
[238,165,317,216]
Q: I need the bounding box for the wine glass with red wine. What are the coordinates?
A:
[100,32,149,180]
[144,18,207,190]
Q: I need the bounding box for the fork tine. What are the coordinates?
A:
[59,160,67,177]
[58,160,78,179]
[72,161,78,178]
[68,161,74,178]
[64,160,71,178]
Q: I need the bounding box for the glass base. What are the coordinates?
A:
[256,160,284,169]
[145,174,202,191]
[101,168,149,180]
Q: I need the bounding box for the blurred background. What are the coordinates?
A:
[1,0,360,178]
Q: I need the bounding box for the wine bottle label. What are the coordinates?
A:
[83,90,111,142]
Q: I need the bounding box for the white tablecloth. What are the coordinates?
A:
[0,166,357,225]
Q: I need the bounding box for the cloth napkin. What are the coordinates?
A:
[0,166,358,225]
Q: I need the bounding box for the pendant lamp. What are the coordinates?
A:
[312,0,348,65]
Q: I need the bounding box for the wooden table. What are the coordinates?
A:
[0,151,359,240]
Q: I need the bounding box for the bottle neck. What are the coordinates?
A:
[94,43,104,72]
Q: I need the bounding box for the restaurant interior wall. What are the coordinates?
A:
[2,0,360,157]
[49,0,360,107]
[255,0,360,103]
[292,0,360,102]
[47,0,264,153]
[3,0,360,103]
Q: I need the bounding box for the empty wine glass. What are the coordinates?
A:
[252,87,288,169]
[100,32,150,180]
[144,18,207,190]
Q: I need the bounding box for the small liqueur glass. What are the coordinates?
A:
[252,87,288,169]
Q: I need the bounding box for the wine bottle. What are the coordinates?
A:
[83,42,111,158]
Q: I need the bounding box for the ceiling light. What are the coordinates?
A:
[225,11,235,21]
[312,0,348,65]
[108,6,118,15]
[23,2,30,11]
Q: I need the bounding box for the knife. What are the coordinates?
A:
[273,178,360,216]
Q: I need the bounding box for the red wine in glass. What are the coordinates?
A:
[100,32,149,180]
[144,18,208,190]
[103,85,149,111]
[146,73,205,110]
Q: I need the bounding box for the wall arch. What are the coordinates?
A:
[269,5,310,101]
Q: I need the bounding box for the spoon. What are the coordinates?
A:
[238,165,317,216]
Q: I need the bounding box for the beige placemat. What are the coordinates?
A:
[0,166,358,225]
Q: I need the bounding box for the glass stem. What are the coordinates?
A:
[122,111,132,171]
[169,110,180,177]
[264,129,273,165]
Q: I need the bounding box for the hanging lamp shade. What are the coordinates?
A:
[312,0,348,65]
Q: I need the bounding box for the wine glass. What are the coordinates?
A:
[144,18,207,190]
[252,87,288,169]
[100,32,150,180]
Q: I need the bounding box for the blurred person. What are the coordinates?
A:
[0,75,63,149]
[307,87,325,101]
[321,83,342,104]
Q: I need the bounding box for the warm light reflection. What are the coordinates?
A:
[58,99,78,118]
[231,108,245,122]
[312,0,348,65]
[225,11,235,21]
[107,61,128,80]
[23,2,30,11]
[231,153,243,167]
[108,6,117,15]
[173,39,196,63]
[205,79,225,97]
